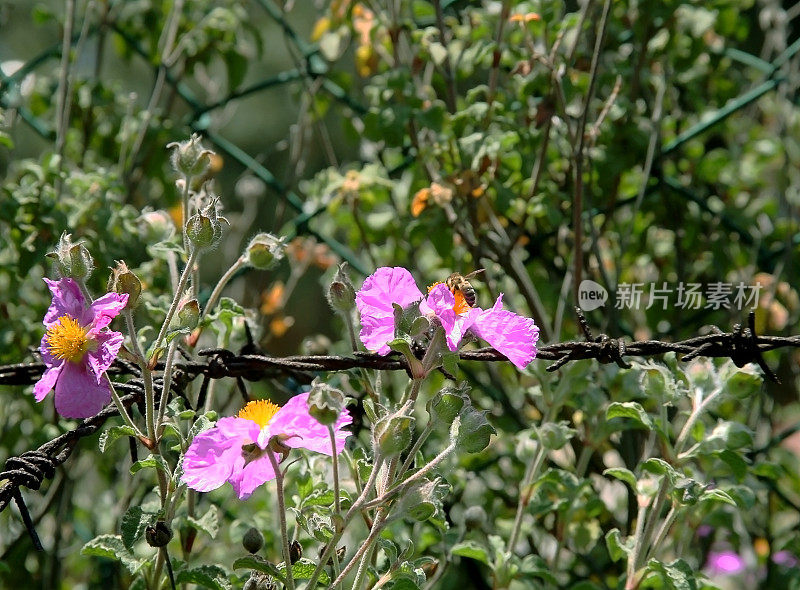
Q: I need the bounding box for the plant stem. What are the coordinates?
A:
[328,425,341,516]
[364,442,456,510]
[266,449,295,590]
[156,340,179,432]
[153,247,198,352]
[180,173,191,263]
[506,443,547,552]
[306,455,385,589]
[399,421,434,476]
[334,511,386,588]
[571,0,612,308]
[625,501,649,588]
[200,255,247,322]
[647,503,678,561]
[104,374,145,438]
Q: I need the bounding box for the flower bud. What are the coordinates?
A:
[307,378,346,426]
[176,298,200,331]
[327,263,356,313]
[242,527,264,554]
[394,478,444,522]
[462,505,487,530]
[138,209,175,242]
[107,261,142,309]
[47,232,94,280]
[245,233,285,270]
[167,133,214,178]
[145,521,173,547]
[185,198,226,250]
[374,412,414,457]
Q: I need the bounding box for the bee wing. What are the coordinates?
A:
[464,269,485,279]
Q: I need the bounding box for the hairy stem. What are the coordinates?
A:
[153,248,198,353]
[266,449,294,590]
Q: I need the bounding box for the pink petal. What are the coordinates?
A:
[181,417,259,494]
[358,311,396,356]
[229,454,277,500]
[38,332,58,367]
[43,278,87,326]
[86,330,125,382]
[470,294,539,369]
[53,362,112,418]
[269,392,353,455]
[356,267,423,355]
[88,292,128,334]
[33,363,63,402]
[419,284,460,350]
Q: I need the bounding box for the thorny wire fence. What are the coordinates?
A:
[1,2,800,279]
[1,310,800,552]
[1,0,799,562]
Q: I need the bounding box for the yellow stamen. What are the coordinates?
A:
[238,399,281,428]
[427,281,443,293]
[45,315,91,363]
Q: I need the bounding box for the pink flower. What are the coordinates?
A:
[705,550,746,576]
[420,284,539,370]
[181,393,352,500]
[34,278,128,418]
[356,267,423,355]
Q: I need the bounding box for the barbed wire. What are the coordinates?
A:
[2,310,798,549]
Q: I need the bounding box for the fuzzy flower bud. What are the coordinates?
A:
[245,232,285,270]
[47,232,94,280]
[374,412,414,457]
[327,262,356,313]
[185,198,226,250]
[307,378,346,426]
[176,298,200,331]
[138,209,175,242]
[107,261,142,309]
[145,521,173,547]
[242,527,264,554]
[167,133,214,178]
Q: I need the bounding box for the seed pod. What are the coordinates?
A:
[242,527,264,554]
[145,521,173,547]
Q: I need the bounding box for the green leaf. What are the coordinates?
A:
[605,529,633,562]
[223,50,248,93]
[606,402,654,430]
[186,506,219,539]
[715,449,748,480]
[99,425,137,453]
[604,467,638,491]
[302,488,335,508]
[175,564,231,590]
[453,408,496,454]
[277,558,330,583]
[641,458,680,484]
[644,558,697,590]
[538,421,577,450]
[130,454,171,477]
[232,555,285,582]
[699,488,737,506]
[121,506,158,549]
[451,541,490,565]
[81,534,144,574]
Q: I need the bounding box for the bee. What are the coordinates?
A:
[445,269,485,308]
